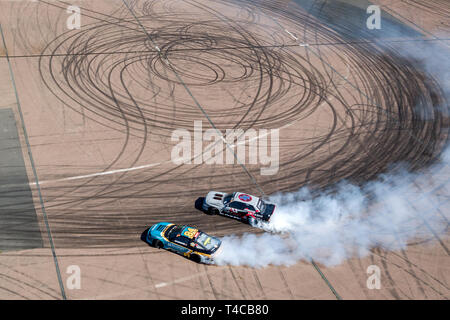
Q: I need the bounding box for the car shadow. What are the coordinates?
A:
[140,227,150,244]
[194,197,206,212]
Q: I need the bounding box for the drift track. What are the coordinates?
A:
[0,0,448,300]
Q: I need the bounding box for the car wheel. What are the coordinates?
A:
[248,216,257,227]
[207,207,219,215]
[190,254,201,263]
[153,240,164,249]
[195,197,205,211]
[140,228,150,243]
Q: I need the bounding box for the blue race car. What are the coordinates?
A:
[141,222,222,263]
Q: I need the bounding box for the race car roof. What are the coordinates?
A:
[180,226,200,240]
[233,192,260,208]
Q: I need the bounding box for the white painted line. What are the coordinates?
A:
[284,29,309,46]
[285,29,298,40]
[155,282,168,288]
[30,161,165,186]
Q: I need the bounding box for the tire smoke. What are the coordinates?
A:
[214,29,450,268]
[214,147,449,267]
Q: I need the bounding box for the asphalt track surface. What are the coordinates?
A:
[0,0,449,301]
[14,0,445,248]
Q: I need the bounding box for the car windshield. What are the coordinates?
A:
[196,232,221,252]
[257,199,266,212]
[166,225,184,240]
[223,194,233,204]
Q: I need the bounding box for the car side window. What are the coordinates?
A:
[192,241,208,253]
[229,202,246,210]
[173,236,190,247]
[228,202,237,209]
[246,205,256,211]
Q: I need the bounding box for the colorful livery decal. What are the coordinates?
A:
[182,227,199,239]
[238,194,252,202]
[202,237,212,247]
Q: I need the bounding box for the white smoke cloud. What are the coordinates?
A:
[214,147,449,267]
[213,22,450,268]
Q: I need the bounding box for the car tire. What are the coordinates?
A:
[190,254,201,263]
[153,240,164,249]
[248,216,257,227]
[207,207,219,215]
[195,197,205,211]
[140,228,150,243]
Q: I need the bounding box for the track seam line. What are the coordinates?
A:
[0,24,67,300]
[311,260,342,300]
[2,38,450,59]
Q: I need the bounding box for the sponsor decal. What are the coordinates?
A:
[183,227,199,239]
[238,194,252,202]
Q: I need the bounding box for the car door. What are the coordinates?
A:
[170,236,191,255]
[244,204,256,216]
[225,201,247,218]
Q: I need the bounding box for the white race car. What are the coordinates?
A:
[198,191,276,226]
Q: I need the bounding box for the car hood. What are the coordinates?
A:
[205,191,227,208]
